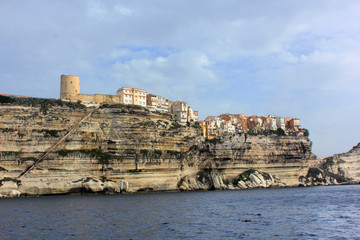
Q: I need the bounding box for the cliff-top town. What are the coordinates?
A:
[60,74,302,139]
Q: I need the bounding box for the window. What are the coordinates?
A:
[125,100,128,103]
[129,100,132,103]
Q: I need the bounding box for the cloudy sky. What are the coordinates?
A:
[1,0,359,157]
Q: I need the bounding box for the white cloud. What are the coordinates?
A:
[1,0,359,156]
[110,50,218,102]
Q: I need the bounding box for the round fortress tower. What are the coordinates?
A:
[60,75,80,100]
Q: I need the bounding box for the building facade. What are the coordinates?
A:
[201,113,302,139]
[116,87,147,107]
[146,94,171,113]
[171,101,198,123]
[60,75,122,105]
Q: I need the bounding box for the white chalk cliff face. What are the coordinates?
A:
[0,98,357,197]
[322,143,360,182]
[301,143,360,186]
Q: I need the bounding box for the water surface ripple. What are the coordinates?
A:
[1,185,359,239]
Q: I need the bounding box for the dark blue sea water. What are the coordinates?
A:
[0,185,359,239]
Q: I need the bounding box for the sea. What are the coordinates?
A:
[0,185,359,239]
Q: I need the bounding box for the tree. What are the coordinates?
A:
[303,128,309,137]
[275,127,286,136]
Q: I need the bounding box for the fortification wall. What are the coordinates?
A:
[62,94,122,105]
[60,75,122,105]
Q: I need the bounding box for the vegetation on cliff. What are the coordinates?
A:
[0,98,323,196]
[0,95,85,109]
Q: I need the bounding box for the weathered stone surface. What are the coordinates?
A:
[9,189,21,197]
[300,143,360,186]
[237,181,247,189]
[82,178,104,193]
[119,181,129,193]
[0,181,18,195]
[321,143,360,183]
[232,170,285,189]
[1,102,345,196]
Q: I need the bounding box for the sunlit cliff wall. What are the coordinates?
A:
[0,99,317,196]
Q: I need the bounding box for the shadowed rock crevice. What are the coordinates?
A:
[1,102,357,197]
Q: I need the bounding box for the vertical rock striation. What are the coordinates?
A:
[0,99,333,196]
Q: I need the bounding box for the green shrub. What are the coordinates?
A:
[0,95,16,103]
[153,150,163,158]
[166,150,183,159]
[56,148,110,165]
[40,104,48,114]
[274,128,286,136]
[205,138,223,144]
[140,149,149,156]
[0,96,85,109]
[247,129,257,135]
[139,121,156,127]
[303,128,309,137]
[43,129,59,138]
[193,121,201,129]
[100,175,107,182]
[169,122,183,130]
[235,169,257,183]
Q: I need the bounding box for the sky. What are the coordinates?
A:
[1,0,359,157]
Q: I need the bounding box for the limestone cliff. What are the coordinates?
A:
[301,143,360,186]
[0,97,318,196]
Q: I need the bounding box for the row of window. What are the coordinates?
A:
[124,94,146,100]
[124,100,147,105]
[123,90,146,95]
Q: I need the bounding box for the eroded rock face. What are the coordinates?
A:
[177,170,227,191]
[299,167,344,186]
[233,170,286,189]
[178,169,286,191]
[321,143,360,183]
[300,143,360,186]
[187,133,315,186]
[0,102,317,196]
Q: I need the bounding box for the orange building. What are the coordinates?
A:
[116,87,147,107]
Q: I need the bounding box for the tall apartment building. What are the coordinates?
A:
[276,117,285,130]
[146,94,171,113]
[171,101,198,123]
[116,87,147,107]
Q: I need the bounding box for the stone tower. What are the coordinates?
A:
[60,75,80,100]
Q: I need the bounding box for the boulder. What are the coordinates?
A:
[249,172,265,187]
[0,181,18,195]
[234,169,285,189]
[210,172,226,190]
[120,181,129,193]
[9,189,21,197]
[237,181,247,189]
[103,182,115,193]
[82,179,104,193]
